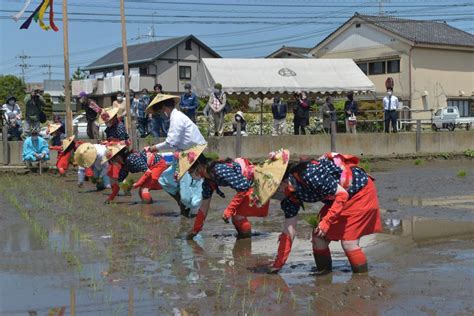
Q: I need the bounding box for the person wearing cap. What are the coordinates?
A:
[207,83,227,136]
[103,145,168,204]
[271,95,287,136]
[49,135,81,176]
[23,88,45,137]
[22,128,50,165]
[268,153,381,275]
[112,91,127,122]
[2,96,22,140]
[75,143,111,190]
[232,111,248,136]
[179,83,199,122]
[185,147,289,239]
[78,92,100,140]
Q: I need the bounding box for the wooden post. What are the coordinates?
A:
[416,119,421,152]
[62,0,73,136]
[128,288,134,316]
[120,0,136,149]
[330,121,337,152]
[3,124,9,165]
[235,120,241,157]
[70,287,76,316]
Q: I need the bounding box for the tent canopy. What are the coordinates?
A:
[193,58,376,96]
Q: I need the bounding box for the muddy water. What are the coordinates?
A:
[0,159,473,315]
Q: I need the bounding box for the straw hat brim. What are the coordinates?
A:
[97,107,119,125]
[74,143,98,168]
[102,144,127,164]
[62,135,76,152]
[251,149,290,207]
[48,123,62,135]
[176,144,207,180]
[145,94,180,115]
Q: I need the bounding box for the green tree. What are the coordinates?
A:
[0,75,26,108]
[42,93,53,120]
[71,67,86,81]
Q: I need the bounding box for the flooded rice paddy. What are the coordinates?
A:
[0,158,473,315]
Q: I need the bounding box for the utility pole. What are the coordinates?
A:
[16,53,31,82]
[40,63,52,80]
[63,0,73,136]
[120,0,136,148]
[378,0,390,16]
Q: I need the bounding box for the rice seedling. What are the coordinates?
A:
[457,170,467,177]
[276,287,284,304]
[414,158,423,166]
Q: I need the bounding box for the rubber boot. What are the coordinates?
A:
[232,216,252,239]
[312,248,332,276]
[345,248,368,274]
[139,189,153,204]
[272,233,292,271]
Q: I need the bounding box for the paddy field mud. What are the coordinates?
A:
[0,158,473,315]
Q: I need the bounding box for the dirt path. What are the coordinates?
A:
[0,159,473,315]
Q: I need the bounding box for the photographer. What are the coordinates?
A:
[293,91,310,135]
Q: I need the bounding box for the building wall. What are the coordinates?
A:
[410,47,474,116]
[312,23,412,101]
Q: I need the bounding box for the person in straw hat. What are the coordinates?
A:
[102,144,168,204]
[183,146,290,239]
[49,135,82,176]
[75,143,111,191]
[268,152,381,275]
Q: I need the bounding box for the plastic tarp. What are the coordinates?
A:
[193,58,375,96]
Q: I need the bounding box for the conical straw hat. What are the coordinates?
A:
[74,143,97,168]
[175,144,207,180]
[250,149,290,207]
[97,107,119,124]
[145,94,180,115]
[48,123,62,135]
[102,144,126,164]
[62,135,76,152]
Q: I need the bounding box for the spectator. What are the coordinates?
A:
[179,83,199,122]
[2,96,22,140]
[151,84,167,138]
[22,128,50,166]
[140,89,152,133]
[207,83,226,136]
[23,88,45,137]
[320,96,337,134]
[293,92,310,135]
[232,111,248,136]
[344,92,358,134]
[383,88,399,133]
[271,95,287,136]
[112,91,126,122]
[78,92,100,140]
[132,91,149,138]
[50,116,65,146]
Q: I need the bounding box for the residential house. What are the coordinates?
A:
[310,14,474,118]
[74,35,220,107]
[266,46,312,58]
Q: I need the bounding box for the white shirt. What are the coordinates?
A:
[94,144,107,169]
[2,103,22,121]
[155,109,206,151]
[383,95,399,111]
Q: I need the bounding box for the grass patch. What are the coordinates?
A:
[414,158,423,166]
[457,170,467,177]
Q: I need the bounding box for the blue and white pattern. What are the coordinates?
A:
[118,150,161,182]
[281,158,368,218]
[105,121,129,141]
[202,162,252,200]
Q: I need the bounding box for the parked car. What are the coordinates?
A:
[432,107,473,131]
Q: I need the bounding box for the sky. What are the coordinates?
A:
[0,0,472,82]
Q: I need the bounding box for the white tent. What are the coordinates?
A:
[193,58,375,96]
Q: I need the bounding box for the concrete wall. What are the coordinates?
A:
[3,132,473,165]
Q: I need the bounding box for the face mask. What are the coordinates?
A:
[186,89,191,93]
[117,97,124,102]
[387,91,392,96]
[214,89,221,94]
[8,100,15,106]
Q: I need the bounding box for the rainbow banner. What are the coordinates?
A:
[15,0,59,32]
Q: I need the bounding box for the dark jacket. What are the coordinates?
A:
[344,100,358,118]
[179,92,199,117]
[293,99,310,123]
[272,102,287,120]
[25,96,44,122]
[83,100,98,122]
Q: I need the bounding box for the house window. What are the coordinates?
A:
[357,62,368,75]
[368,61,385,75]
[185,39,192,51]
[179,66,191,80]
[356,23,361,28]
[387,60,400,73]
[448,99,470,117]
[139,66,148,75]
